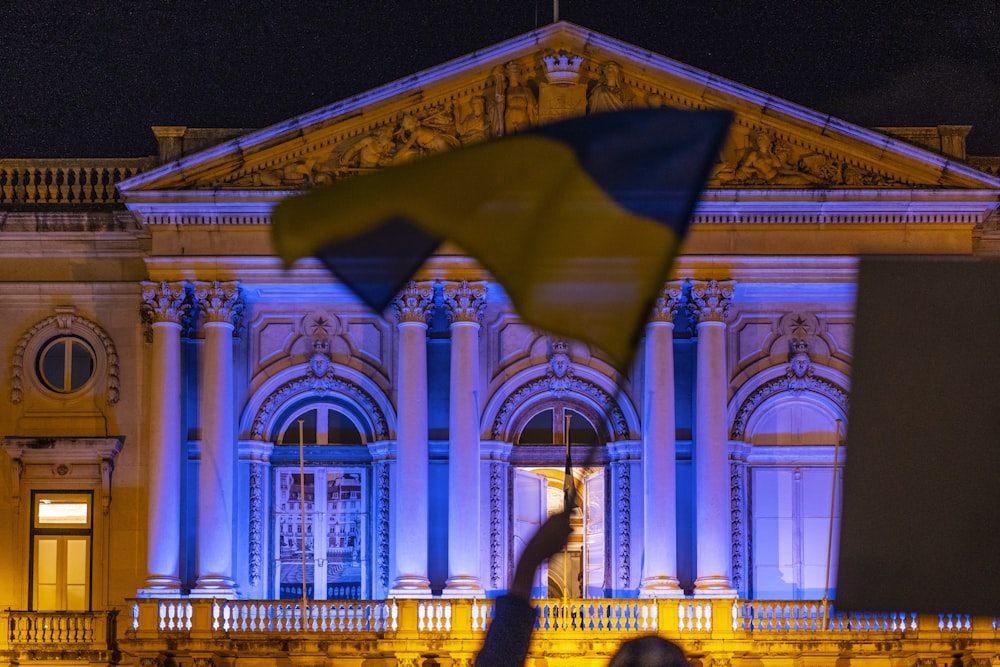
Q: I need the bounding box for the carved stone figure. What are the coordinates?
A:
[454,96,489,145]
[337,126,397,172]
[501,61,538,134]
[392,112,460,163]
[587,61,634,113]
[732,130,806,185]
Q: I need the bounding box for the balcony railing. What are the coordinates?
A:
[0,609,118,658]
[114,597,1000,664]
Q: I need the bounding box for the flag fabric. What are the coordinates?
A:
[837,256,1000,615]
[272,108,731,369]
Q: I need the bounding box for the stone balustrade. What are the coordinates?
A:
[4,600,997,666]
[107,598,1000,665]
[0,158,155,206]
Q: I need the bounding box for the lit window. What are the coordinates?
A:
[37,336,95,393]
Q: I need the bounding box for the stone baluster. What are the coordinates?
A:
[639,282,685,597]
[137,281,191,596]
[389,282,434,596]
[192,281,244,598]
[442,281,487,597]
[691,279,737,597]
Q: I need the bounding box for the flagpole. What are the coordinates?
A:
[299,419,308,618]
[822,419,842,626]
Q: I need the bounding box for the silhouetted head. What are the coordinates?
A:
[609,636,690,667]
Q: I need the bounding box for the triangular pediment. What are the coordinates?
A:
[119,22,1000,199]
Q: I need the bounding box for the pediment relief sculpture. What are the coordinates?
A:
[220,49,912,190]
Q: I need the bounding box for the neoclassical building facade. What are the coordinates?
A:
[3,21,1000,667]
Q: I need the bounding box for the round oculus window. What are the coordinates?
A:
[37,336,96,393]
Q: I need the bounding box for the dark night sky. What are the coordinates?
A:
[3,1,999,158]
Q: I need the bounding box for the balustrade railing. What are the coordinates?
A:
[126,597,996,641]
[1,609,117,650]
[0,158,155,206]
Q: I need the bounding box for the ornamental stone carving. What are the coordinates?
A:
[249,462,263,585]
[588,61,636,113]
[251,374,387,440]
[489,461,503,589]
[11,308,120,405]
[713,124,908,188]
[730,371,848,440]
[616,460,631,589]
[650,282,685,322]
[140,281,192,327]
[491,374,627,440]
[376,461,391,590]
[690,280,735,323]
[393,281,434,324]
[730,460,747,594]
[193,280,244,329]
[442,281,487,323]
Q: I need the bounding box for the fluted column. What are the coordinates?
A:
[691,279,737,597]
[640,282,684,597]
[390,282,433,596]
[138,281,190,596]
[192,281,243,598]
[442,281,487,597]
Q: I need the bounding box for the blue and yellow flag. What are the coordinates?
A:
[272,108,731,369]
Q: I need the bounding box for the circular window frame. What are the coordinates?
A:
[36,335,98,395]
[12,310,118,404]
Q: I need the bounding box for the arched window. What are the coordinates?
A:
[515,408,598,446]
[274,402,364,446]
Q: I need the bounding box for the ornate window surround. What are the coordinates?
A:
[11,306,120,405]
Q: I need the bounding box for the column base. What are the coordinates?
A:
[639,575,685,598]
[137,575,183,598]
[442,575,484,598]
[191,575,238,599]
[693,575,737,598]
[389,574,433,598]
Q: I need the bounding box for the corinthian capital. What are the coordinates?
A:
[393,281,434,324]
[140,281,191,325]
[649,281,685,323]
[193,280,244,327]
[690,279,735,323]
[442,281,487,324]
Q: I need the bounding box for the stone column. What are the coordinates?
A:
[138,281,190,596]
[691,279,737,597]
[192,281,243,598]
[390,282,433,596]
[640,283,684,597]
[442,281,487,596]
